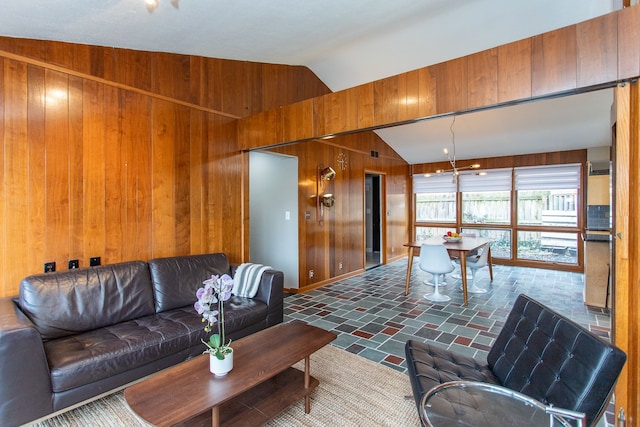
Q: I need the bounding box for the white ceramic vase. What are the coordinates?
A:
[209,349,233,377]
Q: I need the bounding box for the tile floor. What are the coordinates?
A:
[286,259,610,371]
[285,258,614,424]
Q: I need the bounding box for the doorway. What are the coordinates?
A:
[249,151,299,289]
[365,173,383,269]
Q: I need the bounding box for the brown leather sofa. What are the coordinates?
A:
[0,253,283,427]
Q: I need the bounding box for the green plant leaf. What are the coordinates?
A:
[208,334,221,348]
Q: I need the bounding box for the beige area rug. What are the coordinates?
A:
[34,344,420,427]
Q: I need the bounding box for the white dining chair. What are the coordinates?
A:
[418,244,454,302]
[451,232,477,279]
[465,242,491,294]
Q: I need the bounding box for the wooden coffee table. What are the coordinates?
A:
[124,322,336,426]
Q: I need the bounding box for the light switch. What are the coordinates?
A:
[285,211,291,220]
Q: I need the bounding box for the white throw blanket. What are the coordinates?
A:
[233,263,272,298]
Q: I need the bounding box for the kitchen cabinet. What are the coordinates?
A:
[584,236,611,308]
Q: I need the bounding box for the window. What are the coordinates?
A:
[514,164,581,265]
[412,162,583,269]
[517,231,578,264]
[460,168,511,225]
[416,226,451,241]
[414,174,456,223]
[462,228,512,259]
[516,164,580,227]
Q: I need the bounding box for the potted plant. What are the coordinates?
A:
[194,273,234,376]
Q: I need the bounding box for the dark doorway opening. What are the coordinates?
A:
[365,173,382,269]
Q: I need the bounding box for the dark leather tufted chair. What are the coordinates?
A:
[405,294,626,426]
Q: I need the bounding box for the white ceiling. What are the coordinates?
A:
[1,0,623,164]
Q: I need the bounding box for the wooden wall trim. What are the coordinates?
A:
[0,48,240,119]
[238,4,640,151]
[614,81,640,427]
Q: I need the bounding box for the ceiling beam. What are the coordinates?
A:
[238,4,640,151]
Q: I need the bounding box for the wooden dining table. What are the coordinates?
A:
[404,237,493,306]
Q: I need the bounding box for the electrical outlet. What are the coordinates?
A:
[68,259,79,269]
[90,256,101,267]
[44,262,56,273]
[339,262,343,270]
[308,269,314,279]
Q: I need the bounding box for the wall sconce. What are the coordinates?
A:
[322,194,335,208]
[319,166,336,181]
[317,164,337,220]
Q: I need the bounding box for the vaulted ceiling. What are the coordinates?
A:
[1,0,622,163]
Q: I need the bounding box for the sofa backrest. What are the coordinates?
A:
[18,261,155,340]
[148,253,230,313]
[487,294,626,426]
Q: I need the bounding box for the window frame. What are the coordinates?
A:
[412,163,584,271]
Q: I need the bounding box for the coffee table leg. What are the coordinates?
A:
[304,355,311,413]
[211,405,220,427]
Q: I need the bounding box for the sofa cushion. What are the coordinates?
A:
[18,261,155,340]
[149,253,231,313]
[45,298,267,392]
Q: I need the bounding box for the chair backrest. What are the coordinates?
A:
[418,244,455,275]
[466,242,490,268]
[487,294,626,426]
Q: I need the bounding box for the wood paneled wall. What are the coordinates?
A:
[268,133,408,290]
[0,37,334,297]
[412,150,587,175]
[238,4,640,149]
[0,38,330,118]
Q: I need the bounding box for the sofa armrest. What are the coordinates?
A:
[0,297,53,427]
[251,270,284,327]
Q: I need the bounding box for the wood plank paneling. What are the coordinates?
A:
[612,82,640,427]
[283,99,314,142]
[498,39,532,103]
[618,4,640,80]
[82,80,107,263]
[435,57,468,114]
[0,35,344,297]
[0,58,4,294]
[404,69,421,121]
[68,76,85,265]
[239,6,640,149]
[189,109,205,255]
[417,67,437,119]
[135,95,153,262]
[532,26,577,97]
[174,105,191,255]
[268,133,408,289]
[577,13,618,88]
[27,66,46,274]
[104,85,124,264]
[374,75,399,126]
[44,70,71,267]
[467,48,498,109]
[357,83,375,129]
[4,60,29,288]
[151,98,177,258]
